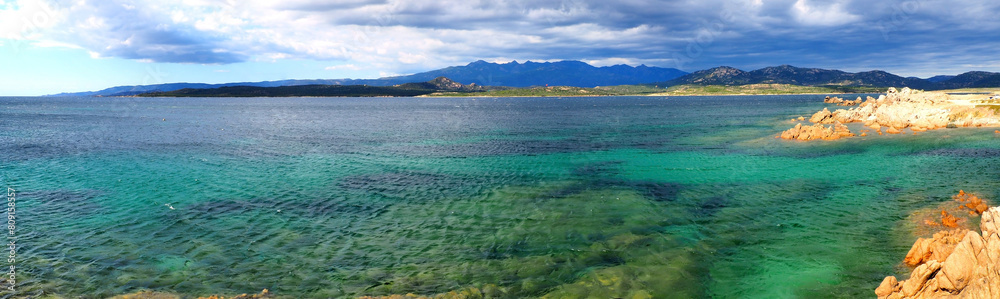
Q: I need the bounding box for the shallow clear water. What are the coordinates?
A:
[1,96,998,298]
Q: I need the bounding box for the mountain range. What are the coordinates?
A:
[656,65,1000,90]
[49,61,1000,97]
[49,60,687,97]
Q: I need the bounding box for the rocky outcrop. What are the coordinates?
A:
[902,229,969,267]
[840,97,863,106]
[782,87,1000,141]
[824,96,863,106]
[779,122,854,141]
[810,108,834,123]
[876,207,1000,298]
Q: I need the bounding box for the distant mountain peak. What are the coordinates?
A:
[708,66,742,71]
[428,76,465,89]
[388,59,687,88]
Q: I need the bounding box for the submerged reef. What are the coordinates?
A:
[877,193,1000,298]
[356,285,506,299]
[109,289,271,299]
[782,87,1000,141]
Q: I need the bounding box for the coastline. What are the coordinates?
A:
[779,87,1000,141]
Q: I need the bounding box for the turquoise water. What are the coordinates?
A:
[1,96,999,298]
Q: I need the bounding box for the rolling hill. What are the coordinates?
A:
[137,77,486,97]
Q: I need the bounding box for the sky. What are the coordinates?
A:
[2,0,1000,96]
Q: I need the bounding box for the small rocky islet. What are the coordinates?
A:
[780,87,1000,141]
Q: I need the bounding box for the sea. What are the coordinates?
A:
[1,95,999,298]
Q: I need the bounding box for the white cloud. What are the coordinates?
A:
[80,16,106,29]
[791,0,860,27]
[584,57,692,69]
[0,0,65,39]
[325,64,361,71]
[31,39,82,48]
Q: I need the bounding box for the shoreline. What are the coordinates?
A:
[75,86,996,98]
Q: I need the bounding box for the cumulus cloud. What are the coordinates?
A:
[14,0,249,63]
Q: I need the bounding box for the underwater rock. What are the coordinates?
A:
[110,289,271,299]
[877,207,1000,298]
[198,289,271,299]
[110,291,181,299]
[357,285,506,299]
[914,191,992,234]
[939,210,961,228]
[954,190,990,215]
